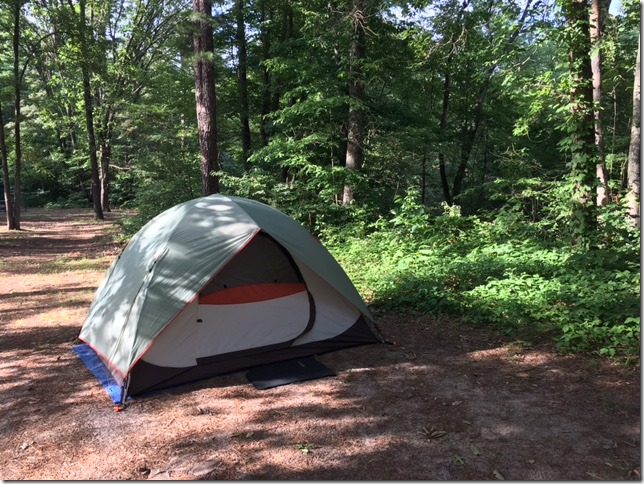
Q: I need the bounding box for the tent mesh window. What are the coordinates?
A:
[200,232,303,297]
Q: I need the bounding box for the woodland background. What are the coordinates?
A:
[0,0,640,359]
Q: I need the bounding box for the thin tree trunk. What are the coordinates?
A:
[436,0,471,206]
[97,104,113,212]
[452,112,482,200]
[421,153,427,205]
[273,3,292,115]
[193,0,220,196]
[626,35,640,226]
[96,18,111,213]
[0,98,16,230]
[12,0,22,228]
[259,0,271,147]
[236,0,251,169]
[342,0,367,206]
[278,3,294,183]
[451,0,533,203]
[100,138,111,212]
[77,0,104,220]
[591,0,609,206]
[438,47,454,206]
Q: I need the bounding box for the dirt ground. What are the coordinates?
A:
[0,208,640,481]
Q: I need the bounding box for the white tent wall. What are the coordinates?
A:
[139,267,360,370]
[141,291,312,368]
[292,261,361,346]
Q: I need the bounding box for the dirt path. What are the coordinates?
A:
[0,209,640,480]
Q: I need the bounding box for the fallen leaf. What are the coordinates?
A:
[419,426,447,439]
[470,444,481,456]
[295,442,318,455]
[191,460,220,478]
[232,431,254,439]
[452,401,462,406]
[493,470,505,480]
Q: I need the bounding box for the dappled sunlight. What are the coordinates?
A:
[0,212,640,480]
[0,276,97,334]
[465,343,577,373]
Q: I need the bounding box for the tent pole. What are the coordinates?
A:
[114,379,128,412]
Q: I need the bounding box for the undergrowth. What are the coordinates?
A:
[324,189,640,361]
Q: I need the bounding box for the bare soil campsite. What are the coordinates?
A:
[0,209,640,480]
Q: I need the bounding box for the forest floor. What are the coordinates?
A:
[0,208,640,481]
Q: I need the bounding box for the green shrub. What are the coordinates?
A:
[325,187,640,359]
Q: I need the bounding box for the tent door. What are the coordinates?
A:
[194,283,313,360]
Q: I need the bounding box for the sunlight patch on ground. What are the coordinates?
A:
[465,346,555,365]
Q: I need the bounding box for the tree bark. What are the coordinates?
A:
[562,0,597,235]
[590,0,609,206]
[420,154,427,205]
[236,0,251,169]
[0,98,16,230]
[96,17,111,213]
[626,35,640,227]
[78,0,104,220]
[438,46,454,206]
[12,0,22,228]
[259,0,271,147]
[193,0,220,196]
[449,0,532,204]
[342,0,367,206]
[437,0,471,206]
[100,136,111,212]
[452,110,482,200]
[96,101,113,213]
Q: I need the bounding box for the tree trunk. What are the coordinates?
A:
[590,0,609,206]
[562,0,597,236]
[96,18,111,213]
[342,0,367,206]
[97,103,113,213]
[447,0,532,205]
[420,154,427,205]
[626,35,640,226]
[278,3,295,183]
[436,0,471,207]
[452,112,482,201]
[259,0,271,147]
[438,47,454,206]
[12,0,22,228]
[193,0,220,196]
[79,0,104,220]
[100,138,111,212]
[236,0,251,169]
[0,98,16,230]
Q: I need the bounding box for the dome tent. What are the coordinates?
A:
[77,194,379,403]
